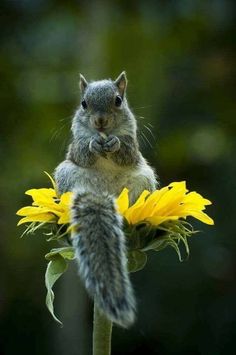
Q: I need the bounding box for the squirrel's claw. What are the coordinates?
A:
[103,135,120,153]
[89,134,107,158]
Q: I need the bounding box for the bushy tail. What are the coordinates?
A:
[71,191,136,328]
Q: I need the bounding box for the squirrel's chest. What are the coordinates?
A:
[94,156,125,174]
[86,156,132,191]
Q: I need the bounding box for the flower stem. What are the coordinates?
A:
[93,302,113,355]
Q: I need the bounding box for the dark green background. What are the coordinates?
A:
[1,1,235,354]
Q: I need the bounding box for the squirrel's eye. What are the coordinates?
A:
[115,95,122,107]
[81,100,87,109]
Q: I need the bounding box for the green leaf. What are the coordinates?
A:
[141,235,167,252]
[126,222,164,251]
[167,238,182,261]
[45,247,75,261]
[45,254,68,326]
[128,250,147,273]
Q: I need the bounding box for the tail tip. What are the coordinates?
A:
[116,308,136,328]
[96,296,136,328]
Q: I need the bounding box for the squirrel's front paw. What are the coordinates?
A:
[103,135,121,153]
[89,134,105,155]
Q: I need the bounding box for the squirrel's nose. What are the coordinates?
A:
[94,116,108,128]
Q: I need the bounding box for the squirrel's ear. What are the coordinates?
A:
[114,71,127,97]
[79,74,88,94]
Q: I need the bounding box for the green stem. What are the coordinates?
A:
[93,302,113,355]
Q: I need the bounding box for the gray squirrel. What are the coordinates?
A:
[54,72,157,327]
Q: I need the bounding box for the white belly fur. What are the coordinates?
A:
[75,155,156,202]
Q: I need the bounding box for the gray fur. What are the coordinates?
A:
[72,191,135,327]
[54,73,158,327]
[66,137,97,167]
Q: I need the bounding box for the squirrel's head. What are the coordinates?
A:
[75,72,132,134]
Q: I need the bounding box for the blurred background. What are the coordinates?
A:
[0,0,235,354]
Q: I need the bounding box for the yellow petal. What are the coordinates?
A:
[116,188,129,214]
[152,182,187,216]
[58,211,71,225]
[183,191,212,206]
[25,189,58,210]
[119,181,214,227]
[124,190,150,222]
[169,181,188,191]
[17,213,56,225]
[25,188,67,215]
[16,206,53,216]
[169,190,213,219]
[145,215,179,226]
[59,192,73,207]
[57,193,73,223]
[132,187,169,223]
[188,210,214,225]
[26,188,56,199]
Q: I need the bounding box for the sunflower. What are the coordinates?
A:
[116,181,213,226]
[17,188,73,225]
[17,178,213,228]
[16,172,214,325]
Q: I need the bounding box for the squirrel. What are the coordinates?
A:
[54,72,157,328]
